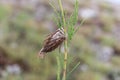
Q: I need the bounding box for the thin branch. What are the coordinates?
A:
[58,0,68,80]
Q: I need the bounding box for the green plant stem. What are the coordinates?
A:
[58,0,68,80]
[57,55,61,80]
[63,40,68,80]
[58,0,66,27]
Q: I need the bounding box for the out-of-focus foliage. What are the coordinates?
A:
[0,0,120,80]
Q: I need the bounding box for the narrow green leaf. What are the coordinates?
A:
[67,61,80,79]
[75,18,86,33]
[49,1,63,28]
[67,0,79,40]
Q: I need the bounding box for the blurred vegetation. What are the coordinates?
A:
[0,0,120,80]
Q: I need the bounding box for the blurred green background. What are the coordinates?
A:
[0,0,120,80]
